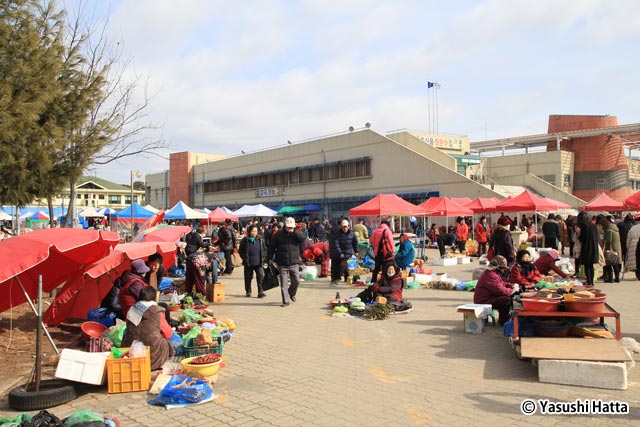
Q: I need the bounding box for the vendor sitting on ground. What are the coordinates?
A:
[302,241,329,278]
[510,249,542,288]
[395,233,415,270]
[121,286,175,371]
[370,262,404,302]
[533,249,568,279]
[474,255,515,325]
[118,259,151,318]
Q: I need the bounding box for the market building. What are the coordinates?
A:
[144,114,640,217]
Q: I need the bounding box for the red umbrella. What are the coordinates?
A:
[350,194,423,216]
[581,192,626,211]
[137,225,191,243]
[207,207,239,223]
[0,229,119,314]
[495,190,558,212]
[43,241,177,325]
[464,197,498,213]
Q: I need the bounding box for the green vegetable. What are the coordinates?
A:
[364,304,394,320]
[333,305,349,313]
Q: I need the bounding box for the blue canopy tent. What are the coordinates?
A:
[114,203,154,223]
[164,201,208,220]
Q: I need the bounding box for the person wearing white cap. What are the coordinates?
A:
[330,219,358,286]
[268,217,305,306]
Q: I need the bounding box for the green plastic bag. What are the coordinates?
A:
[111,347,127,358]
[465,280,477,291]
[181,326,201,345]
[64,409,104,426]
[0,414,31,426]
[181,309,202,323]
[108,323,126,347]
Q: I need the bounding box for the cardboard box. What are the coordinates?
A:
[206,283,225,303]
[55,348,109,385]
[432,258,458,266]
[456,304,493,334]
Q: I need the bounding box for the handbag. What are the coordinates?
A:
[604,249,619,266]
[231,252,243,267]
[262,263,280,291]
[487,246,495,261]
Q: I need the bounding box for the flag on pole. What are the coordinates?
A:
[427,82,434,88]
[435,83,441,89]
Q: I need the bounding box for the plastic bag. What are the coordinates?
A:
[158,278,173,292]
[168,331,184,356]
[300,265,317,281]
[63,409,104,426]
[21,410,63,427]
[0,413,31,426]
[107,321,126,347]
[87,307,116,327]
[129,340,147,358]
[347,259,358,269]
[181,309,202,323]
[181,326,201,345]
[170,291,180,305]
[148,374,213,406]
[363,255,375,269]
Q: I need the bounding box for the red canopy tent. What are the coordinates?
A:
[44,241,177,325]
[543,197,572,209]
[448,197,472,207]
[419,198,473,217]
[581,192,626,211]
[349,194,423,216]
[207,207,239,223]
[624,192,640,210]
[464,197,498,214]
[495,190,558,212]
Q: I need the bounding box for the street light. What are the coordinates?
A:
[131,170,142,238]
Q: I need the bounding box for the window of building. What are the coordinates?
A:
[563,174,571,185]
[125,195,132,204]
[76,194,81,199]
[108,195,121,204]
[98,194,105,200]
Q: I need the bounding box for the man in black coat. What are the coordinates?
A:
[268,217,305,307]
[308,217,325,242]
[217,219,237,275]
[330,219,358,286]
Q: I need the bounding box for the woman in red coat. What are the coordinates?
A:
[475,216,490,255]
[509,249,542,288]
[474,256,515,325]
[370,262,404,302]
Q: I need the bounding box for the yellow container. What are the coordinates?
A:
[106,346,151,393]
[181,356,222,376]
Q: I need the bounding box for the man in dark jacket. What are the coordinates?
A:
[617,214,634,262]
[489,217,515,265]
[218,219,237,275]
[308,217,325,242]
[577,212,599,286]
[268,217,305,307]
[330,219,358,286]
[542,213,561,250]
[239,224,267,298]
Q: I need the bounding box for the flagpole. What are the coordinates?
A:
[435,82,439,135]
[427,84,431,133]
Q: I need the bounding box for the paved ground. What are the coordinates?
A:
[1,251,640,426]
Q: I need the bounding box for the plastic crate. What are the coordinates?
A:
[106,346,151,393]
[184,336,223,358]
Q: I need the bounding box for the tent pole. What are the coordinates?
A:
[35,275,42,391]
[16,278,59,354]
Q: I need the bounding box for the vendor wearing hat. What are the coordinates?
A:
[329,219,358,286]
[533,249,568,279]
[118,259,151,318]
[474,255,516,325]
[510,249,543,288]
[268,217,305,307]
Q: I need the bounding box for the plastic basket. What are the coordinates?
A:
[106,346,151,393]
[184,336,223,358]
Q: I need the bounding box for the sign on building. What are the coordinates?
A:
[256,186,286,198]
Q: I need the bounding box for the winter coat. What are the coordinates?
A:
[603,222,622,262]
[455,222,469,242]
[353,223,369,242]
[542,220,561,246]
[117,272,147,317]
[375,274,404,302]
[122,304,174,371]
[625,224,640,271]
[509,263,542,287]
[475,222,490,243]
[577,222,599,264]
[534,255,568,278]
[558,220,569,247]
[489,227,515,265]
[617,219,633,257]
[308,222,325,241]
[217,226,236,251]
[239,235,267,267]
[395,239,415,269]
[330,229,358,259]
[473,269,513,305]
[185,231,206,256]
[303,242,329,262]
[369,224,395,260]
[268,228,306,266]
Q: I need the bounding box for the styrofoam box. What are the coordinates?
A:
[55,348,109,385]
[462,312,484,334]
[413,273,433,284]
[457,257,471,264]
[432,258,458,266]
[432,273,447,281]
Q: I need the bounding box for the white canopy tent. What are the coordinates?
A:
[232,204,278,218]
[165,201,208,220]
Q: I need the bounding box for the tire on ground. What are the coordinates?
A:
[8,379,77,411]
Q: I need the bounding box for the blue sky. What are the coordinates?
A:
[69,0,640,185]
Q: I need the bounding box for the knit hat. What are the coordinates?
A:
[548,213,556,220]
[497,217,510,226]
[487,255,508,271]
[548,249,559,260]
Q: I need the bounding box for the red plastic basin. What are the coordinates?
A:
[564,300,606,312]
[81,321,108,340]
[521,299,560,312]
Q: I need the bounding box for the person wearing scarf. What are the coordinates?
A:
[122,286,175,370]
[474,255,515,325]
[510,249,542,288]
[370,262,404,302]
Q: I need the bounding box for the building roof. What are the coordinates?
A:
[76,176,133,192]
